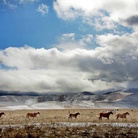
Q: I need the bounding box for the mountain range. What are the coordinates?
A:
[0,89,138,109]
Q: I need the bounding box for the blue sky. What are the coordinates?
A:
[0,0,132,50]
[0,0,85,49]
[0,0,64,49]
[0,0,138,93]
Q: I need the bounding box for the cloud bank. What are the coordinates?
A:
[1,1,138,93]
[0,32,138,93]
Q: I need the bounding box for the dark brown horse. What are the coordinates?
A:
[116,112,130,120]
[68,112,80,119]
[26,112,40,119]
[0,112,5,119]
[99,111,113,120]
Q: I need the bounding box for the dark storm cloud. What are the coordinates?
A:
[125,15,138,25]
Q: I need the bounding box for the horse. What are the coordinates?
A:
[26,112,40,120]
[99,111,113,120]
[0,112,5,119]
[68,112,80,119]
[116,112,130,120]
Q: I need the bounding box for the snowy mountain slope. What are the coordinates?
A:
[0,90,137,109]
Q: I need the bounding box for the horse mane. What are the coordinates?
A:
[76,112,80,115]
[0,112,5,114]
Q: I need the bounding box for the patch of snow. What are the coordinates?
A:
[0,122,138,129]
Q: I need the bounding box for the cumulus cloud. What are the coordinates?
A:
[57,33,93,50]
[37,4,49,16]
[0,31,138,93]
[53,0,138,30]
[79,34,93,45]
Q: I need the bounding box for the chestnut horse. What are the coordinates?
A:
[0,112,5,119]
[26,112,40,119]
[99,111,113,120]
[116,112,129,120]
[68,112,80,119]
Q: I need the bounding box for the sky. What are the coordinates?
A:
[0,0,138,93]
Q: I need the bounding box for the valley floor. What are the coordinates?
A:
[0,108,138,137]
[0,108,138,125]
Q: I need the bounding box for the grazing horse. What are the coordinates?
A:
[116,112,130,120]
[26,112,40,120]
[68,112,80,119]
[99,111,113,120]
[0,112,5,119]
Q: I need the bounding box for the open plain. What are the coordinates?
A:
[0,108,138,137]
[0,108,138,125]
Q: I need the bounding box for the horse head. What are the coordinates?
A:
[109,111,113,115]
[37,112,40,115]
[77,112,80,115]
[126,112,130,115]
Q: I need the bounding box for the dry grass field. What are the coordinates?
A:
[0,108,138,124]
[0,108,138,137]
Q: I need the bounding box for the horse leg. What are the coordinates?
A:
[99,116,102,120]
[26,116,29,120]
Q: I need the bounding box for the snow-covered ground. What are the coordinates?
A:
[0,90,138,109]
[0,122,138,129]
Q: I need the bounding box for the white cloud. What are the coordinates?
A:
[2,0,38,8]
[37,4,49,16]
[62,33,75,41]
[57,33,93,50]
[80,34,93,44]
[2,0,17,9]
[0,31,138,93]
[53,0,138,30]
[19,0,38,4]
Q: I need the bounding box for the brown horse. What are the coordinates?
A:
[26,112,40,119]
[0,112,5,119]
[116,112,130,120]
[68,112,80,119]
[99,111,113,120]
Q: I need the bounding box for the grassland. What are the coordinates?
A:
[0,108,138,137]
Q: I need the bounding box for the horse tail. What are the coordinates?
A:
[26,113,29,119]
